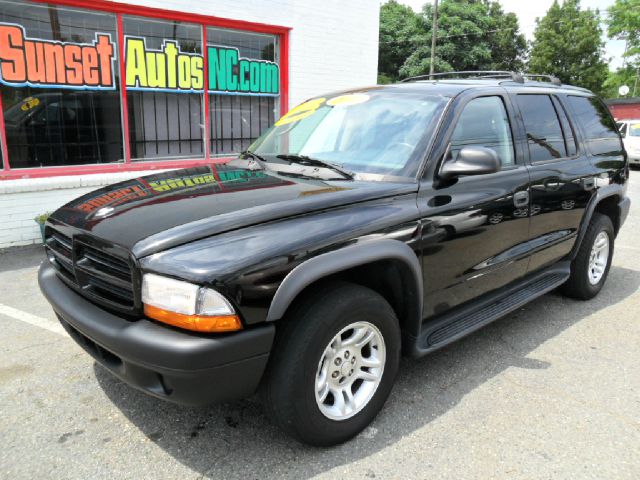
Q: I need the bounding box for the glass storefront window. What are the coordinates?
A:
[207,28,279,156]
[123,16,204,160]
[0,0,123,168]
[0,1,285,174]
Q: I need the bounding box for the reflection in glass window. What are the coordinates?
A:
[0,0,123,168]
[517,94,566,162]
[567,96,623,156]
[208,28,279,155]
[450,96,515,166]
[123,16,204,160]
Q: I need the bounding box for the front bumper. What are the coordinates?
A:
[38,263,275,406]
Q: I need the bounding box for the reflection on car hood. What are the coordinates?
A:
[51,164,417,257]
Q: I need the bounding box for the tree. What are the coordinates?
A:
[484,1,527,72]
[378,1,426,82]
[607,0,640,63]
[528,0,608,94]
[398,0,526,79]
[606,0,640,97]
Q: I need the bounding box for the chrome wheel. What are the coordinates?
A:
[315,321,386,421]
[588,231,610,285]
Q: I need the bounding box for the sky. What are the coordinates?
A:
[391,0,626,70]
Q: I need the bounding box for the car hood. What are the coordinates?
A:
[51,164,417,257]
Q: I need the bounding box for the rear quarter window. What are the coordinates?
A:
[567,96,623,156]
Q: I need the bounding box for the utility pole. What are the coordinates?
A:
[429,0,439,80]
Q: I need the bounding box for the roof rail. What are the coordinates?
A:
[401,70,525,83]
[521,73,562,86]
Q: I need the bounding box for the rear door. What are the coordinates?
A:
[418,90,531,319]
[512,92,598,273]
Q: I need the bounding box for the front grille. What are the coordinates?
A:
[45,227,137,313]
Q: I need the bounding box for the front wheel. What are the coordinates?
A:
[261,283,401,446]
[561,213,614,300]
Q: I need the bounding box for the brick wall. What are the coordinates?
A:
[0,172,169,248]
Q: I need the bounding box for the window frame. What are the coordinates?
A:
[0,0,291,179]
[432,92,522,179]
[513,93,580,165]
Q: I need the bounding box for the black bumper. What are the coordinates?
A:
[38,263,275,406]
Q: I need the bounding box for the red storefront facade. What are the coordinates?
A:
[0,0,290,180]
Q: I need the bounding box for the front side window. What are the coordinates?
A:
[517,94,567,162]
[249,92,448,178]
[449,96,515,166]
[0,0,123,168]
[567,96,623,156]
[629,123,640,137]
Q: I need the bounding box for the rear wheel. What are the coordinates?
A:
[561,213,614,300]
[261,283,401,446]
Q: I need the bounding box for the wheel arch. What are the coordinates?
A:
[572,184,625,259]
[266,239,424,343]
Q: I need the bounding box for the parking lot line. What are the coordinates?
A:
[0,303,66,336]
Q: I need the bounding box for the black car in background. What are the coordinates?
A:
[39,72,630,446]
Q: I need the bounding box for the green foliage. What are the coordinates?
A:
[607,0,640,61]
[399,0,527,78]
[378,1,426,81]
[602,66,639,98]
[528,0,608,94]
[377,0,527,80]
[34,212,52,225]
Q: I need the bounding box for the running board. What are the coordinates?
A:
[411,263,570,357]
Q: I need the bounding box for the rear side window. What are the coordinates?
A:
[516,94,567,162]
[567,96,623,156]
[449,96,515,166]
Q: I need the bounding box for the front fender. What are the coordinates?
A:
[266,239,423,335]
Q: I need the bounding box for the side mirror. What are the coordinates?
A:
[439,146,501,180]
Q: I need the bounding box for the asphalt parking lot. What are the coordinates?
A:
[1,176,639,480]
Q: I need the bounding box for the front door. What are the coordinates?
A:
[418,92,531,319]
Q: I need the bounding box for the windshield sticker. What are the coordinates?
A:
[326,93,370,107]
[0,23,116,90]
[20,96,40,111]
[275,97,326,126]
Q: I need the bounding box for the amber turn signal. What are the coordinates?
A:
[144,304,242,333]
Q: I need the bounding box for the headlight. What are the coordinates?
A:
[141,273,241,333]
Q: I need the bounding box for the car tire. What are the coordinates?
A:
[561,213,614,300]
[261,282,401,446]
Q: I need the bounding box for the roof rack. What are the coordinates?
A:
[401,71,525,83]
[521,73,562,86]
[401,71,565,87]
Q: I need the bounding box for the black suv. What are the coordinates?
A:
[39,72,630,446]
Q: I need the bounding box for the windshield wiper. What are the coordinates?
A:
[276,154,354,180]
[240,150,268,170]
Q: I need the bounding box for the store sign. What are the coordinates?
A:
[125,36,204,92]
[0,23,116,90]
[208,46,279,95]
[0,22,279,96]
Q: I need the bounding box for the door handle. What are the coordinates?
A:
[513,191,529,207]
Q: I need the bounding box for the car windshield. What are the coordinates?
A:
[248,91,448,178]
[630,123,640,137]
